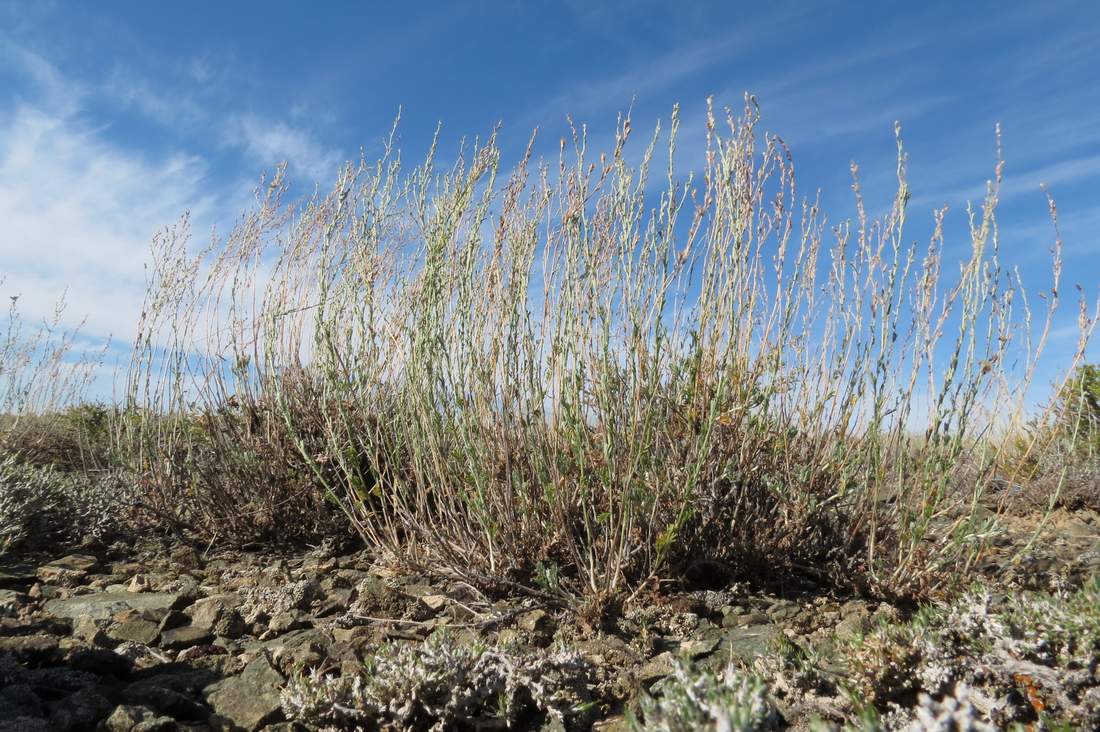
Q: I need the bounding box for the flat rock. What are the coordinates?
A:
[104,705,176,732]
[36,554,99,585]
[0,589,26,617]
[0,559,38,587]
[188,595,245,638]
[679,637,720,659]
[44,592,185,621]
[109,619,161,646]
[206,655,285,731]
[159,625,213,650]
[727,624,779,655]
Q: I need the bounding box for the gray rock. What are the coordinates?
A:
[0,589,26,617]
[704,624,780,669]
[637,651,676,684]
[103,705,176,732]
[72,615,112,645]
[0,717,52,732]
[205,655,285,731]
[267,611,308,634]
[48,688,113,730]
[44,592,185,621]
[65,647,132,676]
[36,554,98,586]
[679,637,720,659]
[187,595,245,639]
[0,683,42,718]
[159,625,213,650]
[766,600,800,622]
[109,619,161,646]
[0,635,60,664]
[122,685,209,722]
[0,559,38,588]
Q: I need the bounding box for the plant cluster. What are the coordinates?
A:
[280,631,596,730]
[112,100,1097,604]
[630,660,781,731]
[842,580,1100,729]
[0,453,132,555]
[1,99,1096,605]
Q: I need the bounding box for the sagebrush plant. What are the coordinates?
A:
[0,453,132,554]
[0,285,113,551]
[0,287,104,464]
[1001,362,1100,513]
[629,660,780,731]
[120,97,1096,601]
[280,631,596,730]
[841,580,1100,728]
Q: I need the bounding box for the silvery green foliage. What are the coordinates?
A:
[851,582,1100,729]
[889,685,996,732]
[281,631,595,731]
[630,661,780,732]
[0,454,130,553]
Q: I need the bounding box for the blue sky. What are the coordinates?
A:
[1,1,1098,394]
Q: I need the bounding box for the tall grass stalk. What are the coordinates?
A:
[120,99,1096,601]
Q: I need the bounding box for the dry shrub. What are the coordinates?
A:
[119,99,1096,601]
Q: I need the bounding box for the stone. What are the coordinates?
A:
[44,592,185,621]
[517,608,551,633]
[127,575,153,593]
[159,609,190,633]
[159,625,213,650]
[187,596,245,639]
[36,554,99,586]
[268,611,308,634]
[766,600,800,622]
[27,582,61,601]
[0,634,60,664]
[177,644,228,663]
[0,717,51,732]
[0,683,43,718]
[122,684,210,722]
[637,651,676,684]
[48,687,113,730]
[72,615,112,646]
[419,593,449,611]
[65,647,132,676]
[113,642,170,670]
[701,624,780,671]
[109,619,161,646]
[205,655,285,731]
[679,637,720,659]
[0,559,38,587]
[0,589,26,617]
[104,705,176,732]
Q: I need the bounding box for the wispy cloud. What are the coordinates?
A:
[103,66,205,129]
[0,50,216,341]
[911,154,1100,210]
[223,114,342,184]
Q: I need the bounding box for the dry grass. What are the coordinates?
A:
[7,98,1094,603]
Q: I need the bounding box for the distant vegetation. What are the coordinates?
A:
[2,98,1097,608]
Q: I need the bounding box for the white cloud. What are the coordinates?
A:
[0,56,217,343]
[104,67,205,129]
[224,114,342,184]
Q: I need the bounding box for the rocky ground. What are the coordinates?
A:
[0,509,1098,731]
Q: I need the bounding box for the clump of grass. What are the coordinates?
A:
[1005,362,1100,513]
[0,288,104,462]
[120,97,1095,603]
[0,285,115,552]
